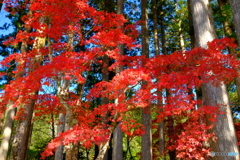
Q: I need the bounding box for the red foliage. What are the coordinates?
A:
[1,0,240,159]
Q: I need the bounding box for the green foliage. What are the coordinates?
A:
[122,109,142,160]
[28,118,53,160]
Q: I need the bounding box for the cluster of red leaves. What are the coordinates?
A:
[1,0,240,159]
[41,124,110,159]
[120,119,145,137]
[165,106,220,160]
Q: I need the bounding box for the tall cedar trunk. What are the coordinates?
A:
[229,0,240,105]
[65,26,79,160]
[0,32,30,160]
[0,116,4,135]
[165,90,176,160]
[112,0,124,159]
[153,0,165,157]
[167,115,176,160]
[54,78,71,160]
[25,120,34,160]
[0,20,32,160]
[54,113,66,160]
[101,54,111,160]
[11,32,43,160]
[0,102,17,160]
[11,98,36,160]
[11,15,43,159]
[141,0,152,160]
[190,0,239,159]
[51,114,55,139]
[158,122,165,159]
[187,0,195,48]
[178,20,185,51]
[54,29,73,160]
[160,2,174,157]
[96,0,115,159]
[153,0,160,55]
[160,1,167,55]
[112,126,122,160]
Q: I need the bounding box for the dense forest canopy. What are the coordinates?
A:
[0,0,240,160]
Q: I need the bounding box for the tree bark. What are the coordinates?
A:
[187,0,196,48]
[97,1,115,159]
[54,113,66,160]
[141,0,152,160]
[11,98,36,160]
[160,0,167,55]
[0,102,17,160]
[54,32,72,160]
[153,0,160,56]
[191,0,239,159]
[64,26,80,160]
[167,115,176,160]
[228,0,240,106]
[158,122,165,159]
[0,17,32,159]
[112,0,124,159]
[11,16,41,159]
[158,1,167,158]
[178,20,186,51]
[113,125,123,160]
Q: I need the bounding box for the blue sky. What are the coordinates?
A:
[0,3,14,35]
[0,3,14,62]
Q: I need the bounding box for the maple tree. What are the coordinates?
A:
[0,0,240,159]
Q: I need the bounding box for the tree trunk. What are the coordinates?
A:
[64,27,80,160]
[153,0,160,56]
[228,0,240,106]
[54,113,66,160]
[112,0,124,160]
[51,114,55,139]
[54,71,73,160]
[96,126,117,160]
[0,18,32,159]
[167,115,176,160]
[55,30,71,158]
[191,0,239,159]
[141,0,152,160]
[0,116,4,134]
[187,0,196,48]
[158,122,165,159]
[11,98,36,160]
[113,125,123,160]
[11,18,41,159]
[97,140,111,160]
[178,20,185,51]
[25,120,34,160]
[229,0,240,46]
[160,0,167,55]
[97,1,115,159]
[0,102,17,160]
[158,1,167,158]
